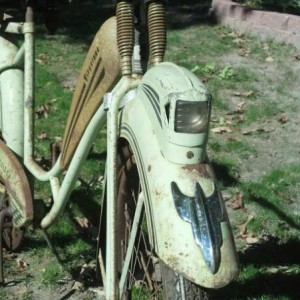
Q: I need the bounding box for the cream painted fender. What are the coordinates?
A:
[0,36,24,157]
[120,63,239,288]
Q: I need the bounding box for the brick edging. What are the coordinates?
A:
[211,0,300,49]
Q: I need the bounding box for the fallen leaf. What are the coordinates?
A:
[72,281,84,291]
[222,191,232,201]
[36,53,49,65]
[266,56,274,62]
[211,126,233,134]
[233,38,245,48]
[17,258,28,269]
[98,175,105,184]
[228,192,244,210]
[242,129,252,135]
[36,104,49,118]
[262,42,270,51]
[37,130,48,140]
[190,65,200,73]
[4,252,17,260]
[245,234,260,245]
[239,215,254,237]
[74,217,92,228]
[242,127,273,135]
[235,101,246,113]
[278,114,288,124]
[35,59,44,65]
[232,90,253,98]
[79,262,96,282]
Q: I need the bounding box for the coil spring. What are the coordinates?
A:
[148,1,166,65]
[116,0,134,75]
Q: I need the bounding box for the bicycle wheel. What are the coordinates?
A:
[0,140,32,251]
[0,177,24,251]
[116,138,209,299]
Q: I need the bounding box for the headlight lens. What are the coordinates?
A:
[175,100,210,133]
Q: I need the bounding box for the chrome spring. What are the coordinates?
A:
[147,1,166,65]
[116,0,134,75]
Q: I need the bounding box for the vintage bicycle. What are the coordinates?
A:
[0,0,239,298]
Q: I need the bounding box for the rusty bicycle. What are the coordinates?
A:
[0,0,239,298]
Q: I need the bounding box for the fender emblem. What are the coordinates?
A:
[171,182,223,274]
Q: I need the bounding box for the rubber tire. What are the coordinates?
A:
[161,260,209,300]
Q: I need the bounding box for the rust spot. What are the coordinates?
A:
[186,151,194,159]
[182,163,211,179]
[148,165,151,172]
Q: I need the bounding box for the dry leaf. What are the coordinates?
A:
[211,126,233,134]
[235,101,246,112]
[74,217,91,228]
[17,258,28,269]
[245,235,260,245]
[37,130,48,140]
[239,215,254,237]
[36,104,49,118]
[228,192,244,210]
[278,114,288,124]
[242,128,263,135]
[35,59,44,65]
[232,91,253,98]
[72,281,84,291]
[242,127,274,135]
[36,53,49,65]
[239,48,250,57]
[222,191,232,201]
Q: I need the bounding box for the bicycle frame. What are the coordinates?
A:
[0,2,239,299]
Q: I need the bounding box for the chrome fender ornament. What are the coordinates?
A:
[171,181,223,274]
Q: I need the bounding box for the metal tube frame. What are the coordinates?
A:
[105,76,139,299]
[0,17,141,298]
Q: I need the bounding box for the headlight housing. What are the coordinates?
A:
[175,100,210,134]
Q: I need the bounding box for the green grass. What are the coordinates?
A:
[210,138,256,158]
[244,102,280,123]
[241,166,300,239]
[41,263,64,286]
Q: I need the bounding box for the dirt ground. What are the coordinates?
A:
[216,53,300,182]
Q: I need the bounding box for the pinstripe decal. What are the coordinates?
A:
[141,85,162,127]
[121,124,157,248]
[143,84,160,103]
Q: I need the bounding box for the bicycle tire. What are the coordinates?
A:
[116,138,209,300]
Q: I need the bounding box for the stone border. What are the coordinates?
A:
[211,0,300,49]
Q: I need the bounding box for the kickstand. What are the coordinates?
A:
[41,229,63,265]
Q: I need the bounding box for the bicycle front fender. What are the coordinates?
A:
[120,63,238,289]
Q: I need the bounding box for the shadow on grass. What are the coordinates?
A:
[211,160,240,187]
[32,0,216,43]
[213,238,300,299]
[166,0,217,30]
[249,194,300,231]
